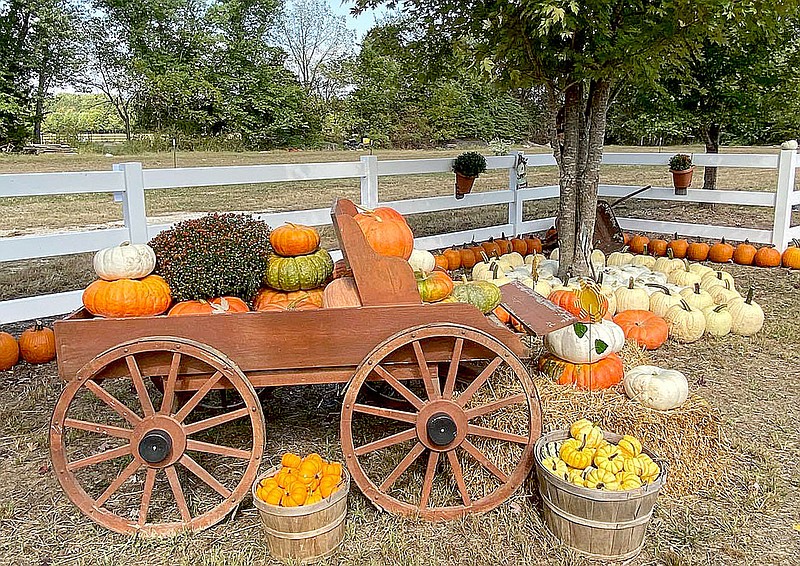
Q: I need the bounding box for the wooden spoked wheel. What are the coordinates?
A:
[341,324,541,520]
[50,337,265,536]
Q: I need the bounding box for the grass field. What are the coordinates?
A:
[1,147,800,565]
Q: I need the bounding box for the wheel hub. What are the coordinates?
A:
[426,413,457,447]
[138,429,172,463]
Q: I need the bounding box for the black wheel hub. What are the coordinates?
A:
[138,429,173,464]
[426,413,457,447]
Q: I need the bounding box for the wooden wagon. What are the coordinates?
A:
[49,199,574,536]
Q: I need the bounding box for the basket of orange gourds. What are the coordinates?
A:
[251,452,349,562]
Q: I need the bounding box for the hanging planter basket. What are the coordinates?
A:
[454,172,477,199]
[670,166,694,195]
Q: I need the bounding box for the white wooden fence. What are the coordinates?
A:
[1,150,798,323]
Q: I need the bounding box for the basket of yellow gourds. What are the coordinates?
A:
[534,420,668,561]
[251,452,350,563]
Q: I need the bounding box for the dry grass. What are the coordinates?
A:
[1,148,800,565]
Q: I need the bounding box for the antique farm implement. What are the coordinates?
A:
[50,199,574,536]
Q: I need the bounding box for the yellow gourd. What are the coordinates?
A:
[584,468,620,490]
[617,435,642,459]
[615,471,643,490]
[569,419,604,448]
[281,452,302,469]
[559,438,595,469]
[594,443,625,474]
[567,467,586,487]
[638,454,661,483]
[305,491,323,506]
[542,456,568,477]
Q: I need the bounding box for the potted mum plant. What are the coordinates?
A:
[452,151,487,199]
[669,153,693,195]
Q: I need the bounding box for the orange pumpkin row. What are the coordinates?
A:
[627,233,797,267]
[433,234,543,271]
[0,321,56,370]
[255,452,343,508]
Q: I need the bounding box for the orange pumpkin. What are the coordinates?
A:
[511,236,528,255]
[459,246,477,269]
[649,238,668,257]
[443,248,462,271]
[707,238,734,263]
[495,233,513,255]
[782,240,800,269]
[493,306,523,332]
[270,223,320,256]
[525,235,543,255]
[548,289,610,322]
[253,288,322,310]
[629,235,650,254]
[281,452,302,469]
[354,207,414,259]
[686,242,710,262]
[318,475,340,498]
[622,232,632,246]
[612,310,669,350]
[82,275,172,318]
[538,353,624,390]
[667,233,689,259]
[754,246,781,267]
[733,240,757,265]
[480,238,502,258]
[168,297,249,316]
[469,241,485,261]
[18,320,56,364]
[0,332,19,371]
[433,254,449,271]
[417,271,454,302]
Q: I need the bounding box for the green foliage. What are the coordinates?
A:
[149,213,272,302]
[669,154,692,171]
[43,94,124,135]
[453,151,487,177]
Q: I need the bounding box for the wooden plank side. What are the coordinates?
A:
[53,303,526,381]
[499,282,576,336]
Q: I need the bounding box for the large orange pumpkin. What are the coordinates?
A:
[612,310,669,350]
[754,246,781,267]
[354,207,414,259]
[707,238,734,263]
[0,332,19,371]
[538,353,623,390]
[270,223,320,257]
[18,321,56,364]
[667,233,689,259]
[168,297,250,316]
[733,240,757,265]
[82,275,172,318]
[686,242,710,262]
[782,240,800,269]
[253,288,323,310]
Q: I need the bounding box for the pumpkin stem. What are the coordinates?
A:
[714,304,727,312]
[645,283,670,295]
[679,299,692,311]
[628,277,635,289]
[34,319,44,331]
[745,288,754,304]
[666,248,674,260]
[673,232,678,240]
[461,275,469,284]
[694,282,701,294]
[480,251,490,263]
[642,243,649,256]
[491,264,499,279]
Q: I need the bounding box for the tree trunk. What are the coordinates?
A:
[33,68,48,144]
[702,123,720,189]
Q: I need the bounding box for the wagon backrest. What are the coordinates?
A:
[330,199,421,306]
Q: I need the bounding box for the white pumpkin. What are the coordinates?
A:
[607,251,634,266]
[544,320,625,364]
[708,281,741,305]
[679,283,714,310]
[614,278,650,312]
[664,300,706,342]
[500,252,525,267]
[591,249,606,268]
[635,271,668,287]
[408,249,436,273]
[652,255,684,275]
[702,304,732,337]
[599,285,617,316]
[550,248,560,261]
[649,286,682,317]
[667,266,702,287]
[93,242,156,281]
[688,262,715,278]
[623,365,689,411]
[728,289,764,336]
[700,270,736,291]
[631,254,657,269]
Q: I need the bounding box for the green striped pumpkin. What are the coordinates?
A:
[265,248,333,291]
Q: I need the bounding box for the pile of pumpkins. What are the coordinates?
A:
[621,232,800,270]
[540,420,661,491]
[255,452,343,507]
[0,321,57,371]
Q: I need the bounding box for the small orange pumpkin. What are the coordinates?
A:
[733,240,757,265]
[354,207,414,259]
[417,271,454,302]
[667,233,689,259]
[18,320,56,364]
[782,239,800,269]
[629,235,650,255]
[433,254,449,271]
[686,242,710,262]
[525,235,543,255]
[707,238,734,263]
[538,353,624,391]
[511,236,528,255]
[443,248,462,271]
[612,310,669,350]
[480,238,502,258]
[754,246,781,267]
[495,233,513,255]
[82,275,172,318]
[0,332,20,371]
[649,238,668,257]
[459,246,477,269]
[270,223,320,256]
[253,288,322,310]
[168,297,249,316]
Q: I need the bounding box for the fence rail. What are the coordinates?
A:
[1,149,797,323]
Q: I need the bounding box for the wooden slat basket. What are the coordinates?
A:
[251,465,350,563]
[534,430,668,561]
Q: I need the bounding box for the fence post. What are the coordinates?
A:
[508,151,524,236]
[114,162,149,244]
[773,149,797,250]
[360,155,379,209]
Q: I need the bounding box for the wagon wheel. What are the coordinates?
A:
[50,337,265,536]
[341,323,540,520]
